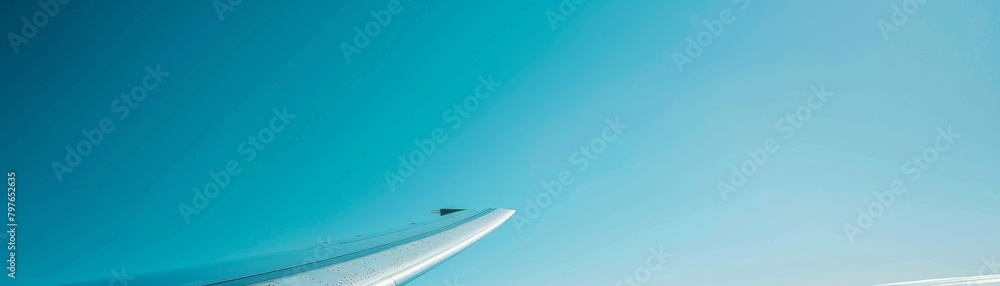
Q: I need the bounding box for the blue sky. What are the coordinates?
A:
[0,0,998,285]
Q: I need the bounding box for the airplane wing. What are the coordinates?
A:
[66,208,515,286]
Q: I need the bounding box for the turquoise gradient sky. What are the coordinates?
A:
[1,1,998,285]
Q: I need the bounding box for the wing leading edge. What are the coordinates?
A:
[245,208,515,286]
[64,208,515,286]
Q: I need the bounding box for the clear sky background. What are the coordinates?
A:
[1,0,998,285]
